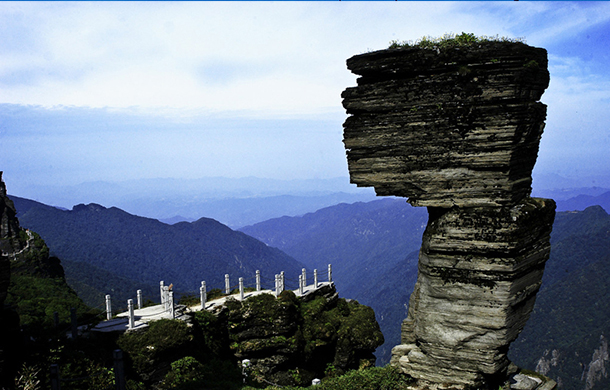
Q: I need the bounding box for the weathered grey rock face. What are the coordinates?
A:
[342,42,549,208]
[0,171,20,305]
[0,172,22,386]
[393,197,555,388]
[342,41,555,389]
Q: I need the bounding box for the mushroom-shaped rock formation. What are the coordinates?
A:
[342,38,556,389]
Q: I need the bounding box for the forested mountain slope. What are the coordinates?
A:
[509,205,610,390]
[241,198,427,363]
[10,196,303,306]
[241,198,427,297]
[11,193,610,388]
[243,199,610,388]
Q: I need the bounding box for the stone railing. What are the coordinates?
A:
[102,264,333,331]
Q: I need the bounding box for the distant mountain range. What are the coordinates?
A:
[241,198,427,363]
[10,174,609,228]
[241,198,427,297]
[554,191,610,213]
[9,191,610,389]
[10,176,377,228]
[509,205,610,390]
[10,195,304,309]
[243,197,610,390]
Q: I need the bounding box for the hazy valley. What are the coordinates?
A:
[8,181,610,389]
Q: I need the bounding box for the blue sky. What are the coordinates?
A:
[1,1,610,196]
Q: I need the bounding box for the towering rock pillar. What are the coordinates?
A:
[341,40,555,389]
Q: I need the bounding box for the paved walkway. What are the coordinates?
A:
[91,281,332,333]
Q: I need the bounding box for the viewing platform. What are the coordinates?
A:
[92,266,333,333]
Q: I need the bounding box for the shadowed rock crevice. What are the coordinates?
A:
[342,39,556,389]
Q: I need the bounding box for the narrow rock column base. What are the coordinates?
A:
[391,197,555,389]
[390,351,557,390]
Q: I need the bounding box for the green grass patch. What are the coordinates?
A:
[388,32,525,50]
[242,365,412,390]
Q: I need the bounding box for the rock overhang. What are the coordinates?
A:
[342,41,550,208]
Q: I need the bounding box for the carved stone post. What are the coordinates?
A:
[239,277,244,301]
[128,299,135,330]
[168,291,174,319]
[200,281,206,309]
[105,294,112,320]
[160,281,165,303]
[137,289,142,310]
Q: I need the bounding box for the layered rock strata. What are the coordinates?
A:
[342,42,549,208]
[393,198,555,388]
[342,41,556,389]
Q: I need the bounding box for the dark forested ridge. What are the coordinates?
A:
[10,195,304,307]
[60,258,159,310]
[243,199,610,390]
[241,198,427,364]
[9,194,610,389]
[509,205,610,390]
[240,198,428,297]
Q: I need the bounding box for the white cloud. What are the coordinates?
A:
[2,1,610,186]
[0,1,532,114]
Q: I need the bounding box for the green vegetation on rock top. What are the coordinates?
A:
[388,32,526,50]
[242,365,412,390]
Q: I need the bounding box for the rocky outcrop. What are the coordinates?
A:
[0,172,22,386]
[0,173,83,387]
[582,335,608,390]
[342,40,556,389]
[0,171,21,304]
[120,284,384,388]
[220,284,384,386]
[392,197,555,388]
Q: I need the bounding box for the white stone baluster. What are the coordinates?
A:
[200,281,207,309]
[239,277,244,301]
[105,294,112,320]
[137,289,143,310]
[275,274,280,297]
[299,275,304,296]
[128,299,135,330]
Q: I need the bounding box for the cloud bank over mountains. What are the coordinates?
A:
[1,2,609,196]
